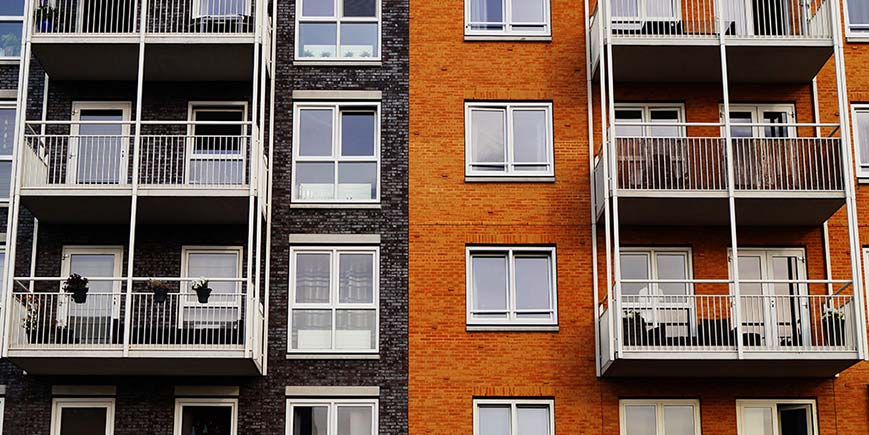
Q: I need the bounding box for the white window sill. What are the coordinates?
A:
[286,353,380,360]
[290,203,382,209]
[466,325,559,332]
[0,59,20,66]
[293,60,383,67]
[465,176,555,183]
[858,177,869,184]
[464,35,552,42]
[847,31,869,43]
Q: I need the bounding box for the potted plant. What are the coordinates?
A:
[148,279,172,304]
[622,310,647,346]
[191,277,212,304]
[34,0,57,33]
[63,273,89,304]
[822,305,847,347]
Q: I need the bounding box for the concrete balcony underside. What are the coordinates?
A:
[601,352,859,377]
[7,352,262,376]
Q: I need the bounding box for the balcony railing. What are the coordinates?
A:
[20,121,251,190]
[32,0,256,36]
[7,277,254,353]
[593,0,833,40]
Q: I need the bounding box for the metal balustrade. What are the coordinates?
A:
[7,277,253,353]
[31,0,256,35]
[593,0,833,40]
[21,121,251,189]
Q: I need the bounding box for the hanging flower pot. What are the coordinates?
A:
[191,278,212,304]
[63,273,89,304]
[148,279,171,304]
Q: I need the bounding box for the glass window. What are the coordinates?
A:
[182,247,243,330]
[297,0,380,60]
[293,103,380,203]
[288,400,377,435]
[466,0,551,36]
[0,1,23,59]
[175,400,237,435]
[619,248,691,297]
[289,247,378,353]
[51,399,115,435]
[737,400,816,435]
[197,0,250,17]
[853,106,869,176]
[848,0,869,32]
[189,106,247,186]
[467,247,557,327]
[614,104,684,138]
[475,400,553,435]
[621,400,699,435]
[466,103,554,177]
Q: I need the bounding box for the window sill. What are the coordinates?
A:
[466,325,559,332]
[290,203,382,209]
[0,59,20,66]
[846,33,869,43]
[293,60,383,67]
[464,35,552,42]
[465,176,555,183]
[286,353,380,360]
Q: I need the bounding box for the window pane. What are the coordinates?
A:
[614,109,643,137]
[341,112,375,156]
[337,406,373,435]
[0,107,14,156]
[471,110,506,169]
[293,406,329,435]
[656,253,688,296]
[340,23,378,58]
[339,253,374,303]
[303,0,335,16]
[296,162,335,201]
[0,162,11,200]
[180,406,233,435]
[517,406,550,435]
[624,405,656,435]
[187,252,239,297]
[472,256,508,313]
[729,112,754,138]
[742,406,774,435]
[470,0,504,27]
[613,0,640,17]
[620,254,650,296]
[849,0,869,26]
[200,0,247,16]
[513,110,548,170]
[299,23,337,58]
[343,0,376,17]
[336,310,376,350]
[292,309,333,349]
[514,256,552,311]
[664,405,696,435]
[60,407,108,435]
[512,0,545,23]
[337,162,377,200]
[0,0,23,16]
[857,111,869,167]
[300,109,333,157]
[295,253,331,303]
[479,405,511,435]
[0,23,21,58]
[649,110,680,137]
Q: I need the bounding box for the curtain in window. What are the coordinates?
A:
[512,110,548,169]
[849,0,869,26]
[470,0,504,25]
[0,108,16,156]
[339,254,373,303]
[857,111,869,168]
[295,253,331,303]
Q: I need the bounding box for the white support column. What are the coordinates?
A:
[261,0,278,376]
[598,0,615,364]
[716,0,743,359]
[829,0,869,359]
[122,0,150,357]
[2,0,36,357]
[585,0,601,378]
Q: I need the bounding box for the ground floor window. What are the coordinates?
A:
[474,398,554,435]
[288,398,378,435]
[174,398,238,435]
[51,398,115,435]
[620,399,700,435]
[737,400,817,435]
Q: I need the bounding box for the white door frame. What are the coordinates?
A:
[69,101,132,185]
[179,245,244,327]
[57,245,124,327]
[736,399,818,435]
[186,101,248,186]
[51,398,116,435]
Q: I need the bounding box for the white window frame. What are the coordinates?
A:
[292,102,382,204]
[736,399,818,435]
[288,246,380,354]
[851,103,869,177]
[464,0,552,37]
[192,0,252,18]
[286,398,379,435]
[69,101,132,186]
[0,0,23,61]
[472,398,555,435]
[466,246,558,328]
[0,100,16,203]
[174,398,239,435]
[295,0,382,62]
[0,397,5,435]
[611,0,683,31]
[619,399,701,435]
[719,103,797,138]
[186,101,249,186]
[465,102,555,178]
[50,398,116,435]
[180,246,244,314]
[58,245,125,326]
[614,103,686,137]
[844,0,869,40]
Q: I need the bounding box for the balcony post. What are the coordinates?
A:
[585,0,601,377]
[716,0,744,358]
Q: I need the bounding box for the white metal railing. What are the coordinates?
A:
[732,137,843,191]
[7,277,252,353]
[594,0,833,40]
[21,121,251,189]
[31,0,255,35]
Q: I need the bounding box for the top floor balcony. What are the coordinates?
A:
[589,0,836,83]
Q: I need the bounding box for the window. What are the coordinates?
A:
[465,0,551,37]
[614,104,684,138]
[473,399,554,435]
[0,0,22,60]
[847,0,869,35]
[853,104,869,177]
[465,102,554,177]
[0,101,15,200]
[69,101,132,185]
[296,0,380,60]
[721,104,795,139]
[620,400,700,435]
[194,0,251,18]
[58,246,124,344]
[619,248,693,341]
[182,246,244,328]
[292,102,380,203]
[466,246,557,327]
[736,400,817,435]
[51,398,115,435]
[289,246,379,353]
[288,398,378,435]
[187,102,248,186]
[175,398,238,435]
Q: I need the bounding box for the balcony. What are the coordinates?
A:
[28,0,259,80]
[593,131,846,225]
[5,277,264,375]
[589,0,835,82]
[19,121,255,224]
[598,283,861,377]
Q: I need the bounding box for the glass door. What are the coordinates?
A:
[69,102,130,186]
[57,246,123,345]
[737,401,816,435]
[187,105,247,186]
